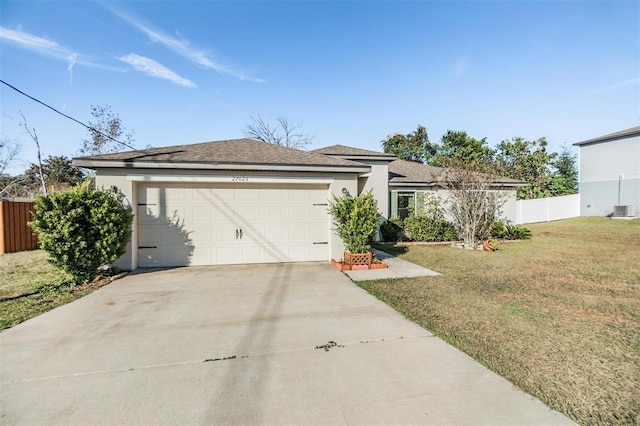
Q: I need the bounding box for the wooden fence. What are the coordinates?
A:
[0,200,39,254]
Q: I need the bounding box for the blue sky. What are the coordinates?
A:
[1,1,638,175]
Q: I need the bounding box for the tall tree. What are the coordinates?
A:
[79,105,135,155]
[549,146,578,196]
[495,137,557,199]
[245,115,314,149]
[428,130,495,168]
[381,125,435,163]
[24,156,84,189]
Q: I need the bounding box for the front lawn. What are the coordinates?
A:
[0,250,110,330]
[367,217,639,426]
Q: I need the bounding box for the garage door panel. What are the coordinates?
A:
[191,188,212,202]
[164,245,193,266]
[263,206,282,221]
[308,225,327,241]
[138,248,162,267]
[238,205,260,222]
[288,206,307,221]
[240,189,261,201]
[309,244,328,260]
[163,187,185,201]
[138,206,161,224]
[215,246,237,264]
[263,226,283,241]
[192,246,213,265]
[190,227,213,243]
[287,190,306,201]
[287,225,307,241]
[309,206,329,221]
[192,206,213,222]
[138,184,329,266]
[138,225,163,246]
[216,226,237,243]
[263,189,282,201]
[212,188,235,202]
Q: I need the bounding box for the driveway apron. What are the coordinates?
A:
[0,263,574,425]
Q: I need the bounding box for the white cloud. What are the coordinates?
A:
[103,5,264,83]
[600,77,640,92]
[118,53,197,88]
[0,26,112,73]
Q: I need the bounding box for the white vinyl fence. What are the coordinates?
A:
[515,194,580,224]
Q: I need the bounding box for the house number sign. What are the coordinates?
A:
[231,176,249,182]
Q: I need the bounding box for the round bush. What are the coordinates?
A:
[30,180,133,284]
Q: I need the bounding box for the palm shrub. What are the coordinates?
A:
[29,180,134,285]
[329,191,379,253]
[491,221,532,240]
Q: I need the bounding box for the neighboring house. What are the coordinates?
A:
[73,139,521,270]
[573,126,640,217]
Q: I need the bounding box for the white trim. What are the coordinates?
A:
[74,159,368,173]
[127,174,334,185]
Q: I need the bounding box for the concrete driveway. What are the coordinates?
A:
[1,263,573,425]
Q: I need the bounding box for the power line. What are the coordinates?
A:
[0,78,136,151]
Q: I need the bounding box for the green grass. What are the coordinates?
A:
[0,250,94,330]
[367,217,640,426]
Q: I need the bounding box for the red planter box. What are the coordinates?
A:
[331,259,388,271]
[370,262,388,269]
[351,264,369,271]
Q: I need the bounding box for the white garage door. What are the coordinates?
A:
[137,183,330,267]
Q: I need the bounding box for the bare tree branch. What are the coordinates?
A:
[0,138,21,175]
[438,159,509,248]
[19,111,47,196]
[245,115,315,149]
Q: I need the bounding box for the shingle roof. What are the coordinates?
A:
[388,160,444,184]
[388,159,523,186]
[311,145,396,160]
[573,126,640,146]
[73,138,369,172]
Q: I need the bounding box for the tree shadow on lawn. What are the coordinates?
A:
[371,243,408,257]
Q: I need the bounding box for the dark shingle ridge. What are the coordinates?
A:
[388,159,523,185]
[311,144,396,158]
[74,138,366,168]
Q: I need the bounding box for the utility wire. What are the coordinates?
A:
[0,78,136,151]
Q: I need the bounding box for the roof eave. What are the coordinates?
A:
[72,159,370,174]
[573,128,640,146]
[324,154,397,162]
[389,180,525,187]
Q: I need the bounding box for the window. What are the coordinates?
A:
[397,192,415,219]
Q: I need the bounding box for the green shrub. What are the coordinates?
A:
[380,217,403,242]
[491,221,532,240]
[403,216,457,242]
[329,191,379,253]
[29,180,134,285]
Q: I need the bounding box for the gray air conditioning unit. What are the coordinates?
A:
[613,205,636,217]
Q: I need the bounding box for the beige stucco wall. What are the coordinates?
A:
[389,186,518,224]
[356,160,390,219]
[95,168,360,270]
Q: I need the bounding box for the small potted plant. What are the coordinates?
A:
[329,190,379,268]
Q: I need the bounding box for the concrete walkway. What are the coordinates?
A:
[1,263,574,425]
[345,248,440,281]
